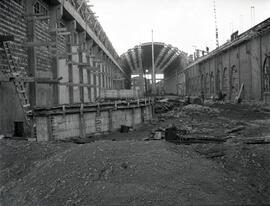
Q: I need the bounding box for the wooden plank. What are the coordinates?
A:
[35,15,50,20]
[36,77,63,84]
[49,28,68,32]
[79,104,86,138]
[0,35,14,42]
[66,61,90,66]
[50,4,60,105]
[59,82,98,88]
[58,32,71,36]
[23,41,57,47]
[0,76,34,82]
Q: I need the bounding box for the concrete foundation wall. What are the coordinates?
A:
[35,100,153,141]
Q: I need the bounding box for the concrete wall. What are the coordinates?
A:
[36,100,153,141]
[164,68,178,94]
[0,0,125,135]
[183,30,270,102]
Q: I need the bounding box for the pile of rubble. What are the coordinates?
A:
[182,104,220,114]
[154,101,174,113]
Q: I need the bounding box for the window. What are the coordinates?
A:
[34,2,40,14]
[33,0,48,15]
[263,55,270,92]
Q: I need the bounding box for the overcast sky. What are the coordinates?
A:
[90,0,270,55]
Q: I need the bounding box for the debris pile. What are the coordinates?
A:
[145,127,165,140]
[182,104,220,114]
[154,101,174,113]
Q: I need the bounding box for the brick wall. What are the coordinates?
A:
[0,0,27,134]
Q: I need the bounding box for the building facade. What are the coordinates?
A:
[182,18,270,103]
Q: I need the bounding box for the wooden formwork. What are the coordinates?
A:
[34,98,154,141]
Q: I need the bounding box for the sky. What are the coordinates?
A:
[90,0,270,55]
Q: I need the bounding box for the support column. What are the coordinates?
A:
[78,31,86,103]
[66,20,76,104]
[49,4,62,105]
[26,0,36,107]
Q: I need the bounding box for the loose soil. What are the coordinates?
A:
[1,103,270,205]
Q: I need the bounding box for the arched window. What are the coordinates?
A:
[216,69,220,92]
[230,65,239,99]
[201,74,204,93]
[205,73,209,95]
[263,55,270,92]
[222,67,229,95]
[210,72,214,94]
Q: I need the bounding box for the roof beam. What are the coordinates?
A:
[125,53,135,72]
[157,47,177,70]
[154,44,167,68]
[138,45,143,73]
[160,53,179,71]
[130,48,139,71]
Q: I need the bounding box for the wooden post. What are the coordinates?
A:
[49,4,62,105]
[108,109,113,132]
[79,104,86,138]
[66,20,76,104]
[78,32,86,103]
[132,107,135,128]
[47,115,53,140]
[26,0,37,107]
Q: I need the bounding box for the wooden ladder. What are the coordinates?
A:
[0,38,32,127]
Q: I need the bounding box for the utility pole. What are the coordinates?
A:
[151,29,156,94]
[250,6,255,27]
[213,0,219,48]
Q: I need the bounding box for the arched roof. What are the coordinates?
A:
[120,42,187,75]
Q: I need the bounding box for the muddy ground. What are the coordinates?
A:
[0,102,270,205]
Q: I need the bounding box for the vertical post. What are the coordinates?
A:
[108,109,112,132]
[66,20,76,104]
[151,30,156,94]
[26,0,36,107]
[78,36,84,103]
[49,4,62,105]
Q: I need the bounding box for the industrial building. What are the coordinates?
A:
[181,18,270,103]
[1,1,270,205]
[121,42,187,95]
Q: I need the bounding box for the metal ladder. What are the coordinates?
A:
[1,40,32,126]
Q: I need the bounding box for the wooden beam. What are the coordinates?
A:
[26,0,37,107]
[0,35,14,42]
[59,82,98,87]
[49,28,67,33]
[49,4,60,105]
[35,16,50,20]
[0,76,34,82]
[23,41,57,47]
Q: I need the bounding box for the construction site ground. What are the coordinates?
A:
[1,101,270,205]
